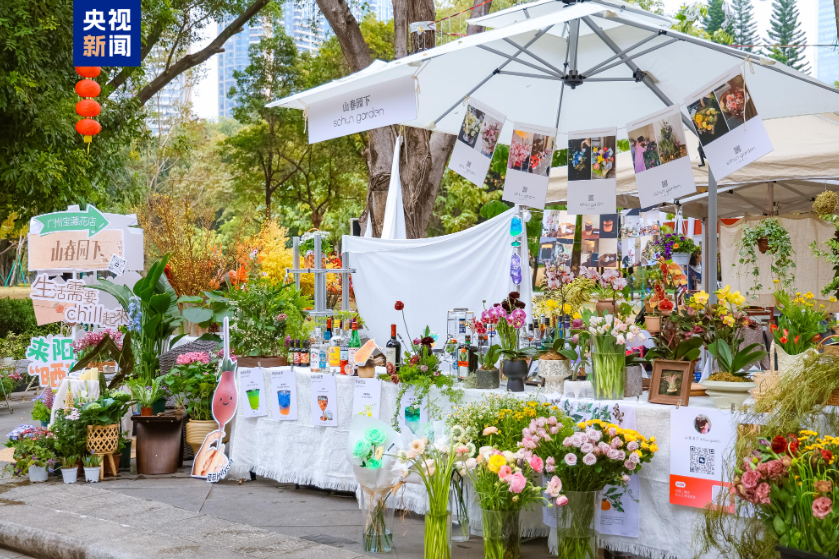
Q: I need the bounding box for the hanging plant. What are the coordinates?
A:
[736,218,795,299]
[810,214,839,300]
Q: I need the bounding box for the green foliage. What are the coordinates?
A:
[178,291,235,334]
[810,214,839,299]
[161,358,219,420]
[707,339,767,376]
[479,345,503,370]
[31,400,51,424]
[77,391,133,426]
[765,0,810,72]
[703,0,729,35]
[772,291,826,355]
[433,173,502,234]
[737,218,795,297]
[6,437,55,476]
[645,332,704,362]
[672,3,733,44]
[51,411,87,459]
[228,279,311,357]
[729,0,759,52]
[127,377,164,407]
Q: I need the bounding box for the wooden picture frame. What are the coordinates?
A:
[649,359,693,406]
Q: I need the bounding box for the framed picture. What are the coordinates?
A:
[649,360,693,406]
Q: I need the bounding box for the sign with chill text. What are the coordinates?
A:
[73,0,141,67]
[307,76,417,144]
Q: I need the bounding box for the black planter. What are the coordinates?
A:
[776,546,833,559]
[502,359,528,392]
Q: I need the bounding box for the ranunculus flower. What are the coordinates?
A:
[582,453,597,466]
[562,437,573,447]
[509,471,527,493]
[482,426,498,436]
[498,465,512,481]
[771,436,788,454]
[564,454,577,466]
[622,475,630,483]
[812,496,832,520]
[546,475,562,498]
[530,455,544,472]
[395,301,404,310]
[545,456,556,473]
[755,483,771,504]
[556,495,569,507]
[465,458,477,470]
[815,480,833,494]
[548,416,557,426]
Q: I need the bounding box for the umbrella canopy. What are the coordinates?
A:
[545,112,839,216]
[269,1,839,146]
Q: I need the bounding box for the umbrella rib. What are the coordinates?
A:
[585,39,678,78]
[497,71,560,80]
[774,181,811,201]
[581,32,660,76]
[476,45,563,78]
[594,0,674,25]
[729,191,769,214]
[501,38,566,77]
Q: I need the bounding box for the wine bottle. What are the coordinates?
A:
[347,320,361,375]
[300,340,310,367]
[385,324,401,367]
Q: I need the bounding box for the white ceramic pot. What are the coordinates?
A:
[28,465,48,483]
[61,467,78,484]
[700,380,757,410]
[563,380,594,399]
[84,466,100,483]
[539,359,572,394]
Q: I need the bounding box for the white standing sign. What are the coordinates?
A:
[626,106,697,207]
[566,128,617,214]
[502,122,557,209]
[311,374,338,427]
[239,368,268,418]
[352,378,382,419]
[397,386,428,437]
[307,76,417,144]
[269,368,298,421]
[448,99,505,187]
[684,65,773,180]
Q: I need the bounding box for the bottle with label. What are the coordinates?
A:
[320,323,330,372]
[328,319,341,371]
[347,320,361,375]
[531,320,542,349]
[385,324,401,367]
[458,334,477,379]
[291,340,299,366]
[338,320,350,374]
[300,341,310,367]
[310,327,322,372]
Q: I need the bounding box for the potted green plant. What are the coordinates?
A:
[83,454,102,483]
[176,291,234,338]
[32,399,51,427]
[534,332,589,394]
[162,351,221,453]
[4,429,56,482]
[769,290,826,371]
[471,344,502,390]
[737,218,795,299]
[60,455,79,483]
[128,379,163,416]
[701,339,767,409]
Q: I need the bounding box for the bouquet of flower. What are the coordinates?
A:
[693,101,718,133]
[771,290,826,356]
[398,426,474,559]
[591,146,614,178]
[510,140,532,169]
[481,121,501,154]
[462,109,481,142]
[650,233,700,259]
[657,120,685,163]
[733,431,839,556]
[588,315,645,399]
[571,149,587,172]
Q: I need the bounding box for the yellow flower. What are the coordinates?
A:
[717,285,731,300]
[805,292,814,299]
[773,279,780,284]
[573,312,582,320]
[562,303,572,314]
[650,436,656,443]
[546,300,558,309]
[488,454,506,473]
[723,314,735,327]
[650,444,659,452]
[831,297,837,303]
[577,423,586,429]
[729,292,745,306]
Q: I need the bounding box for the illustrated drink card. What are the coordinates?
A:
[239,367,268,418]
[627,105,696,207]
[352,377,382,419]
[310,373,338,427]
[684,65,773,180]
[502,122,557,209]
[269,368,298,421]
[567,128,617,214]
[448,99,505,187]
[397,386,428,437]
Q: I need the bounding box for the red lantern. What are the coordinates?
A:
[75,99,101,118]
[75,79,101,98]
[75,67,101,78]
[75,118,101,137]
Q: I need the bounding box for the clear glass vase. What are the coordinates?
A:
[424,512,452,559]
[555,490,599,559]
[482,509,521,559]
[590,335,626,400]
[450,473,470,542]
[360,489,395,553]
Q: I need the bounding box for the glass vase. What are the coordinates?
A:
[482,509,521,559]
[555,490,599,559]
[450,472,470,542]
[360,489,395,553]
[590,335,625,400]
[424,512,452,559]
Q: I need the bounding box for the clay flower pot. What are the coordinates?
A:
[645,315,661,333]
[757,237,769,254]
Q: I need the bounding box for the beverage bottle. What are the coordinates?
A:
[531,319,542,349]
[458,334,478,379]
[310,327,322,372]
[300,341,310,368]
[339,320,350,374]
[328,319,340,371]
[292,340,301,366]
[347,320,361,375]
[320,323,331,372]
[385,324,401,367]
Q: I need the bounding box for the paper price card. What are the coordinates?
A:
[310,374,338,427]
[684,65,773,180]
[627,105,697,207]
[502,122,557,209]
[397,386,428,437]
[566,128,617,215]
[669,407,735,512]
[239,368,268,418]
[448,99,505,187]
[269,368,297,421]
[352,378,382,419]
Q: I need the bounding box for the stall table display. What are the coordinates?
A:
[228,368,718,559]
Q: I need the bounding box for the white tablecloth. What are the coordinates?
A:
[227,369,717,559]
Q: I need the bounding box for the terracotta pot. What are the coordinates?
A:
[236,356,288,368]
[757,237,769,254]
[595,299,616,315]
[645,315,661,334]
[140,407,152,416]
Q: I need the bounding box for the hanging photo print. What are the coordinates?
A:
[566,128,617,214]
[627,105,696,207]
[502,122,557,209]
[684,65,773,180]
[448,99,505,187]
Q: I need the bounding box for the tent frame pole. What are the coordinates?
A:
[708,169,718,303]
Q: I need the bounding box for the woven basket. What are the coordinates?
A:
[87,424,120,455]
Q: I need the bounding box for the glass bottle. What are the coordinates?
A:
[320,323,331,372]
[347,320,362,375]
[328,319,341,372]
[310,327,322,372]
[300,341,310,367]
[385,324,401,367]
[339,320,350,375]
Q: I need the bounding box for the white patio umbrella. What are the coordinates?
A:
[269,0,839,293]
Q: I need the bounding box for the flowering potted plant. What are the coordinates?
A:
[587,315,645,400]
[72,328,124,370]
[649,233,699,266]
[702,339,766,409]
[162,351,222,453]
[481,292,531,392]
[4,425,57,482]
[771,290,825,361]
[732,430,839,559]
[526,417,658,559]
[60,455,79,483]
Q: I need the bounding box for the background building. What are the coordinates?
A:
[817,0,839,85]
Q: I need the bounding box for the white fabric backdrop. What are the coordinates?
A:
[343,208,532,348]
[381,136,407,240]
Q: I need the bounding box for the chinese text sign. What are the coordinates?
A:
[74,0,141,67]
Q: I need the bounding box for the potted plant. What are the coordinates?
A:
[587,315,646,400]
[737,218,795,299]
[769,290,825,373]
[32,398,52,428]
[83,454,102,482]
[162,351,222,454]
[488,292,531,392]
[472,344,502,389]
[535,332,589,394]
[701,339,767,409]
[589,268,630,318]
[60,455,79,483]
[77,386,133,476]
[129,379,163,416]
[649,233,700,267]
[4,432,56,482]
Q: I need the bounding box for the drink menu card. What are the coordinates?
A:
[352,378,382,419]
[310,374,338,427]
[269,368,298,421]
[239,367,268,419]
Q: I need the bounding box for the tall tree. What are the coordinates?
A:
[765,0,810,72]
[729,0,759,52]
[703,0,729,36]
[313,0,491,238]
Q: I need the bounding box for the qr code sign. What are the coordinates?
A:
[734,145,742,154]
[690,446,715,475]
[108,254,126,276]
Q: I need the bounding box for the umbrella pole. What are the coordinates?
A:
[708,168,718,303]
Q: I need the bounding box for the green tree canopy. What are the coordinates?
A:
[765,0,810,72]
[729,0,759,52]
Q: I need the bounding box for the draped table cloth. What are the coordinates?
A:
[227,368,717,559]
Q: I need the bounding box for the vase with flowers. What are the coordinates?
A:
[587,316,645,400]
[480,292,531,392]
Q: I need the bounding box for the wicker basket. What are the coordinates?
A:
[87,424,120,455]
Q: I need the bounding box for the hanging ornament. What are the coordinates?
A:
[75,99,101,118]
[75,118,101,150]
[510,253,522,285]
[510,215,523,238]
[75,79,101,98]
[75,67,101,78]
[74,67,102,152]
